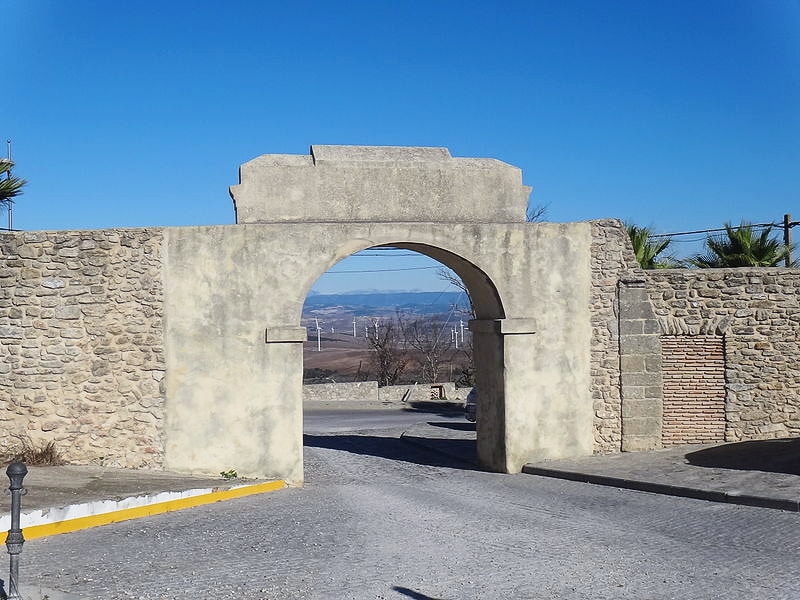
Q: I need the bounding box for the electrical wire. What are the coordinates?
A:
[323,265,442,274]
[649,220,798,239]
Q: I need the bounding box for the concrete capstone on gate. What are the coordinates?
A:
[230,145,532,225]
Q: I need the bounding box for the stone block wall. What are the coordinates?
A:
[302,382,468,404]
[618,276,663,451]
[378,382,466,403]
[661,335,726,444]
[302,381,377,403]
[0,229,166,467]
[647,269,800,442]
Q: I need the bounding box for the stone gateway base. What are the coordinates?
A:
[1,146,798,483]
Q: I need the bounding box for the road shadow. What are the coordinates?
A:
[403,401,465,417]
[392,586,444,600]
[303,432,479,470]
[425,421,475,432]
[685,437,800,475]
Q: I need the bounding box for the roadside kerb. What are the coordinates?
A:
[521,465,800,512]
[0,479,286,542]
[399,420,800,513]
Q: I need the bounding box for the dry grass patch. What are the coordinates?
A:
[2,438,66,466]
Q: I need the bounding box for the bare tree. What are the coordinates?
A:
[367,320,409,387]
[436,268,474,317]
[400,315,454,383]
[526,201,549,223]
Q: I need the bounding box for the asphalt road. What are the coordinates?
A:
[19,417,800,599]
[303,408,465,433]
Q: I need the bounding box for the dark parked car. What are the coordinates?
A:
[464,388,476,422]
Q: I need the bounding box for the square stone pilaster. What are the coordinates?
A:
[619,275,663,451]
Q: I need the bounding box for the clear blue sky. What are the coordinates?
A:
[4,1,799,293]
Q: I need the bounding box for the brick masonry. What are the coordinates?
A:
[661,335,726,444]
[0,229,166,468]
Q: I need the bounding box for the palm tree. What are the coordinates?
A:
[0,159,26,212]
[689,221,795,268]
[626,223,680,269]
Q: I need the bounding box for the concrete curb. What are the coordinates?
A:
[0,479,286,542]
[521,465,800,512]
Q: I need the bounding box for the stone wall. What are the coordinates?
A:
[0,229,166,467]
[589,220,640,452]
[646,269,800,442]
[301,382,468,404]
[303,381,377,403]
[3,220,794,473]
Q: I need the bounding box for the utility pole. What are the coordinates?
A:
[784,214,793,267]
[5,140,12,231]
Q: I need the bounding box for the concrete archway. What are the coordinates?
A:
[161,146,596,484]
[302,240,509,470]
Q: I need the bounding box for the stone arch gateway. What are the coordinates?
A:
[162,146,598,483]
[3,145,670,485]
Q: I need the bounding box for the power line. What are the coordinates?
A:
[650,220,798,239]
[324,265,442,274]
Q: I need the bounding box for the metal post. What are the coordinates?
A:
[6,462,27,600]
[784,214,792,267]
[5,140,12,232]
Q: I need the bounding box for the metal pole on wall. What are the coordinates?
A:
[784,214,793,267]
[5,140,12,232]
[6,461,27,600]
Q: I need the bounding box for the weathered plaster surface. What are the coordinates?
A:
[161,220,595,476]
[231,145,531,225]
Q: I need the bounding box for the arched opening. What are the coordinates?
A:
[300,241,507,472]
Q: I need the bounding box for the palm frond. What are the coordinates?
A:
[692,221,791,267]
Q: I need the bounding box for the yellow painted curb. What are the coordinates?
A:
[3,479,286,542]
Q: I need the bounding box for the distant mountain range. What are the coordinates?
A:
[304,291,464,310]
[302,291,470,324]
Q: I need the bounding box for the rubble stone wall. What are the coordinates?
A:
[589,220,641,452]
[0,229,166,467]
[302,381,377,403]
[646,269,800,442]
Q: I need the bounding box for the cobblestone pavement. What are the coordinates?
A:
[20,427,800,600]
